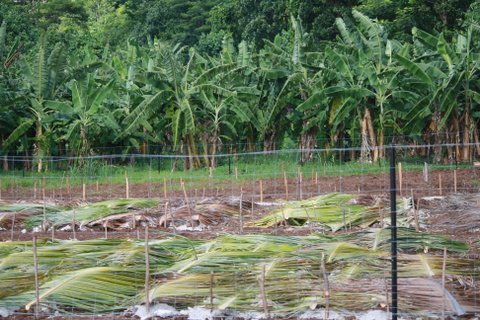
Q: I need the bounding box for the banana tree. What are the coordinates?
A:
[398,26,480,162]
[4,34,68,171]
[47,73,116,161]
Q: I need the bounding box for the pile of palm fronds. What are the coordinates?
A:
[0,199,158,230]
[0,203,64,229]
[247,193,411,231]
[0,229,477,317]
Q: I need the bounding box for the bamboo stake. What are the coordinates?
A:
[96,180,99,192]
[442,247,447,319]
[82,183,86,201]
[209,271,214,312]
[10,212,15,241]
[104,223,108,239]
[72,209,76,240]
[259,265,269,318]
[234,166,238,179]
[453,169,457,193]
[283,170,289,200]
[125,171,130,199]
[51,225,55,242]
[181,179,195,228]
[144,226,150,313]
[259,180,263,202]
[398,162,403,196]
[439,172,443,195]
[33,235,40,318]
[163,177,167,199]
[321,253,330,320]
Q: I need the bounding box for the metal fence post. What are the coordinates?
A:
[389,144,398,319]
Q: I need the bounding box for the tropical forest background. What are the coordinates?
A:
[1,0,480,171]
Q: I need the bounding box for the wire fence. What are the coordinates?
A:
[0,143,479,319]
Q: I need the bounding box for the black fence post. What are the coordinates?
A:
[389,144,398,319]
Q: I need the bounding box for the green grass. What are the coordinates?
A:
[0,154,472,192]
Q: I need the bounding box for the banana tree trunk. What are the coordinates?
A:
[360,109,377,162]
[462,112,472,162]
[35,121,43,173]
[200,136,210,168]
[187,133,201,169]
[474,125,480,157]
[300,126,317,163]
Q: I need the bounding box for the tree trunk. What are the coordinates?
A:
[187,133,201,169]
[300,126,317,163]
[35,121,43,173]
[462,112,472,162]
[200,135,210,168]
[360,112,370,163]
[365,109,378,162]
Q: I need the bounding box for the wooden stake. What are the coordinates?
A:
[10,212,15,241]
[209,167,213,178]
[82,183,86,201]
[181,179,195,228]
[239,187,244,234]
[33,235,40,318]
[144,226,150,313]
[441,247,447,320]
[42,176,46,200]
[104,224,108,239]
[42,201,47,233]
[72,209,76,240]
[453,169,457,193]
[414,198,421,232]
[131,212,136,230]
[163,177,167,199]
[209,271,214,312]
[423,162,429,183]
[33,179,37,200]
[258,265,269,318]
[283,170,289,200]
[66,176,70,198]
[321,253,330,320]
[411,189,420,232]
[51,225,55,242]
[298,166,303,200]
[125,171,130,199]
[0,178,2,200]
[438,172,443,196]
[259,180,264,202]
[398,162,403,196]
[96,180,99,192]
[234,166,238,179]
